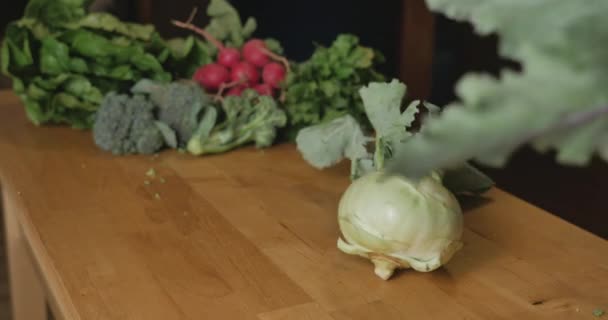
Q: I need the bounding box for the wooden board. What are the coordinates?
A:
[0,91,606,319]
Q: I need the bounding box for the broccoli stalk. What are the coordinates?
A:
[187,90,287,156]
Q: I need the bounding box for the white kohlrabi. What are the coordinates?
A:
[337,170,463,280]
[295,80,492,280]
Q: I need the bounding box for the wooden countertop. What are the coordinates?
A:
[0,90,607,319]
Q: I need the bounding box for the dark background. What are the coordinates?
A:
[1,0,606,239]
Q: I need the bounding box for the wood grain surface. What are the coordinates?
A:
[0,91,607,319]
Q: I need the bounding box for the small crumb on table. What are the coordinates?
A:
[146,168,157,179]
[593,308,605,317]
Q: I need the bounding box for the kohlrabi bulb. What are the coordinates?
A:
[337,170,464,280]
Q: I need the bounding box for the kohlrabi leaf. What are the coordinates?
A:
[359,79,408,142]
[358,80,422,170]
[386,0,608,178]
[296,115,371,169]
[442,163,495,195]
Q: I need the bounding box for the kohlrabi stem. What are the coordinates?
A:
[374,136,385,170]
[350,159,360,180]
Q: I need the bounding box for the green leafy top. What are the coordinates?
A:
[2,0,210,129]
[206,0,257,48]
[296,114,371,170]
[359,81,420,145]
[295,80,420,176]
[283,34,385,140]
[24,0,92,27]
[296,79,493,193]
[63,12,156,41]
[386,0,608,178]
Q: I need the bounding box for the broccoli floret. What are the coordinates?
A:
[131,79,211,147]
[93,92,169,155]
[187,89,287,155]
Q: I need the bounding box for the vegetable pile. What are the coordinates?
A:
[3,0,504,281]
[93,79,287,156]
[1,0,211,128]
[2,0,387,157]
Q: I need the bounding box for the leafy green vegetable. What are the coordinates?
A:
[24,0,92,27]
[360,80,410,141]
[165,36,213,78]
[264,38,284,55]
[62,12,155,41]
[40,37,71,75]
[2,0,212,129]
[296,115,371,170]
[296,79,494,193]
[206,0,257,48]
[2,24,34,73]
[386,0,608,178]
[187,89,287,156]
[283,34,385,140]
[359,80,421,170]
[62,76,103,104]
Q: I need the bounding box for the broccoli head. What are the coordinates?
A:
[187,89,287,155]
[93,92,174,155]
[131,79,211,147]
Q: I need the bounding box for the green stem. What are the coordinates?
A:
[350,159,359,180]
[374,136,385,170]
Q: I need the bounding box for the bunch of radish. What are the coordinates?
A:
[193,39,287,98]
[172,14,288,99]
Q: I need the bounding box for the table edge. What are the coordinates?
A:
[0,177,81,320]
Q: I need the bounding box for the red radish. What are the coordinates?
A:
[254,83,273,96]
[217,47,241,67]
[173,14,291,90]
[231,61,260,86]
[226,85,247,97]
[193,63,229,91]
[243,39,267,52]
[242,39,270,67]
[262,62,286,88]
